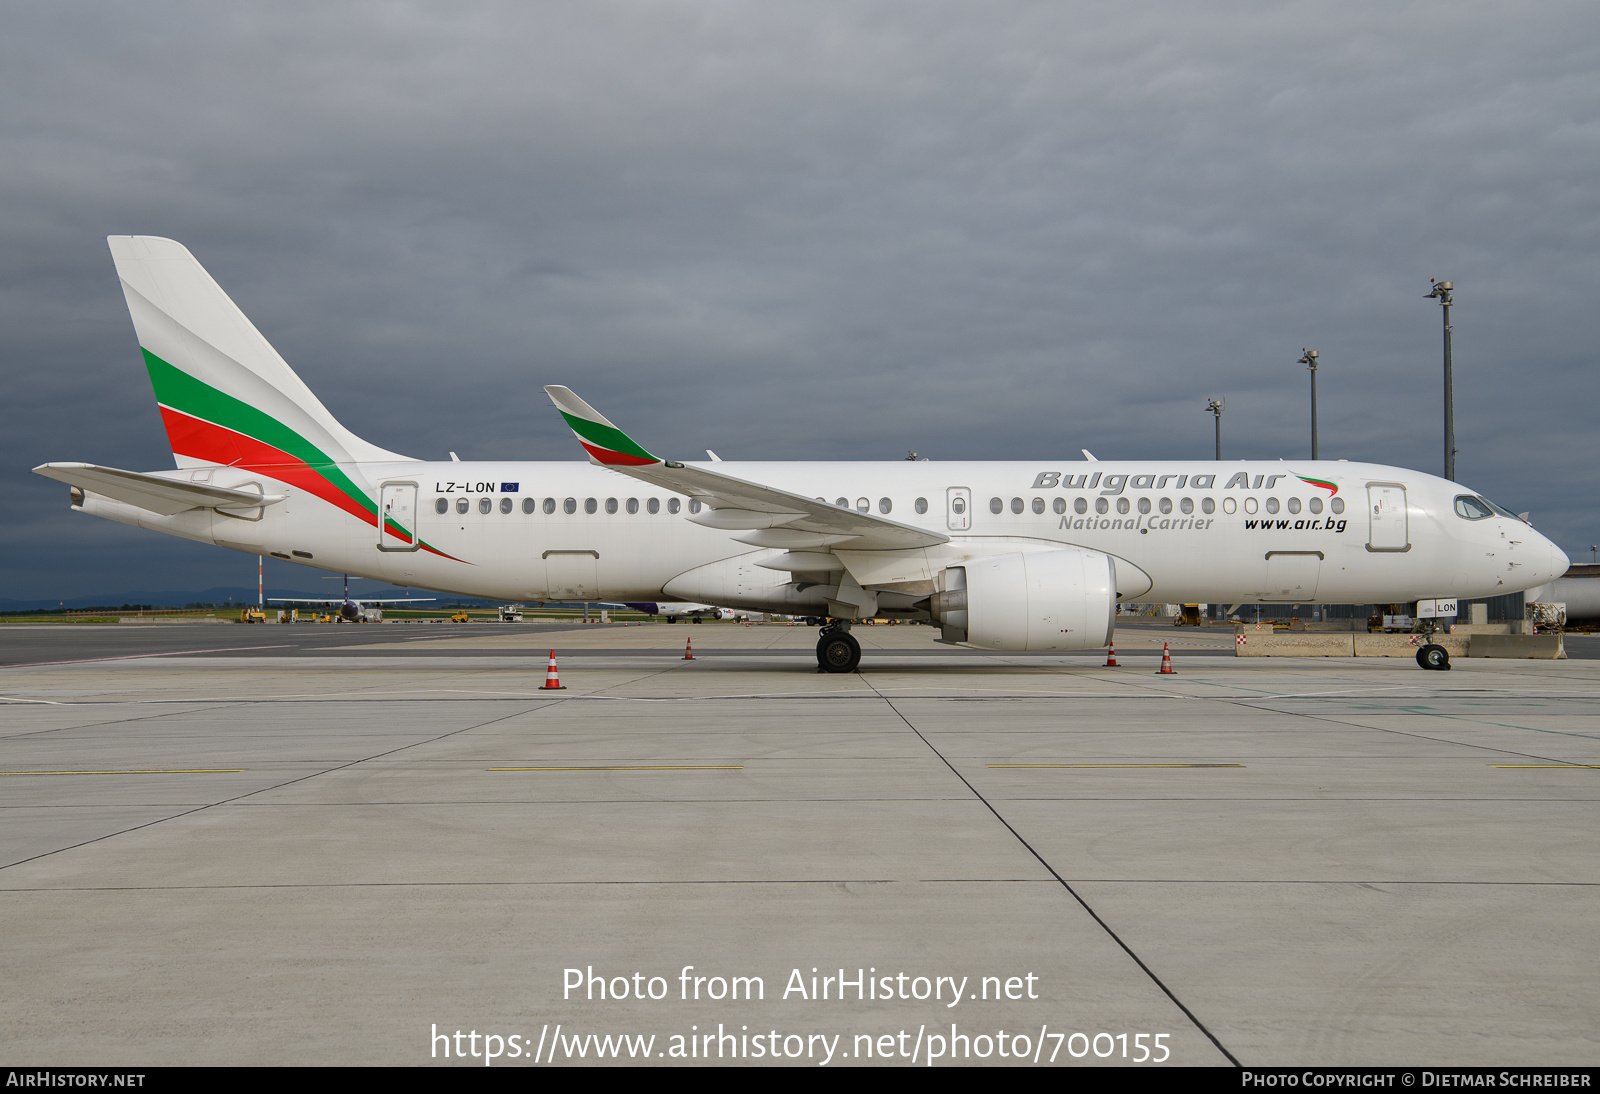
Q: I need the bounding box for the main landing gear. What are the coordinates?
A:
[817,621,861,674]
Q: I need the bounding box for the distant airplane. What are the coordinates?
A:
[33,237,1569,672]
[268,574,433,622]
[621,601,726,622]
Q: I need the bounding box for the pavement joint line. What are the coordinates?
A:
[0,701,547,875]
[1492,764,1600,769]
[2,878,1597,893]
[2,644,298,668]
[0,769,246,776]
[858,671,1243,1069]
[985,763,1245,768]
[488,766,745,771]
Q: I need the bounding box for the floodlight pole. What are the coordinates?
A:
[1206,398,1225,460]
[1298,349,1320,460]
[1426,280,1455,480]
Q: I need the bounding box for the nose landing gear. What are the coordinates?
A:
[1416,643,1451,670]
[817,621,861,673]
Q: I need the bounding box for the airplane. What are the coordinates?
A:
[267,573,434,622]
[621,601,730,622]
[32,237,1568,673]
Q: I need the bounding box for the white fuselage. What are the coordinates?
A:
[76,457,1567,615]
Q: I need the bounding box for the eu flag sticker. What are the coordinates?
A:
[501,483,519,492]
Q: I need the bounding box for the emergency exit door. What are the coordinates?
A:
[947,487,971,531]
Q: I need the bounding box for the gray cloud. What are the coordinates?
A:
[4,1,1598,597]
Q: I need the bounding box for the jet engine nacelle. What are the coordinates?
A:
[929,549,1116,651]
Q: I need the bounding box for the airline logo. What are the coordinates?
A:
[141,349,466,562]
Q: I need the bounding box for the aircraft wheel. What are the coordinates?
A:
[693,617,702,623]
[1416,643,1451,671]
[817,633,861,674]
[667,617,677,623]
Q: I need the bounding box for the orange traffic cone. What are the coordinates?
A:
[543,649,566,690]
[1103,643,1119,667]
[683,637,695,661]
[1157,642,1175,675]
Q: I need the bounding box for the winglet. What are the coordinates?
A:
[543,386,661,467]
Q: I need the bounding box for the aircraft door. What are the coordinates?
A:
[947,487,971,531]
[545,550,600,600]
[378,482,419,551]
[1262,551,1322,601]
[1366,483,1410,552]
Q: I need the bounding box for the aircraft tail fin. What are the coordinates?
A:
[108,236,410,469]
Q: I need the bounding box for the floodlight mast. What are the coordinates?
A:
[1426,279,1455,480]
[1206,398,1224,460]
[1298,349,1320,460]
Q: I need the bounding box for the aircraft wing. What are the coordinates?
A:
[544,387,948,551]
[33,463,286,516]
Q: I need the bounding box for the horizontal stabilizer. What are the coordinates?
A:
[33,463,286,516]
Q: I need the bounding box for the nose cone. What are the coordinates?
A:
[1550,540,1571,581]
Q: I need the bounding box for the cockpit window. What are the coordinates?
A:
[1482,497,1524,522]
[1455,494,1524,522]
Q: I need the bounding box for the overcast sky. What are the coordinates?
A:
[4,2,1598,600]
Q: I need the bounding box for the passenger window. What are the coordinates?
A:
[990,497,1003,514]
[668,498,681,514]
[1137,498,1151,515]
[952,497,966,514]
[1116,498,1130,515]
[605,498,618,514]
[544,498,556,514]
[626,498,639,514]
[1330,498,1344,514]
[1095,498,1108,514]
[879,498,892,514]
[1220,498,1233,514]
[835,497,849,509]
[1011,497,1024,514]
[1159,498,1172,515]
[914,497,928,515]
[856,498,869,513]
[1053,498,1066,514]
[1032,497,1045,514]
[1287,497,1301,514]
[1309,497,1323,514]
[689,499,702,514]
[1180,498,1193,515]
[1265,498,1279,514]
[456,497,469,515]
[585,498,598,514]
[564,498,577,514]
[1076,498,1088,514]
[435,498,449,515]
[1244,498,1258,514]
[479,497,492,514]
[522,497,534,514]
[647,498,660,514]
[499,497,512,514]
